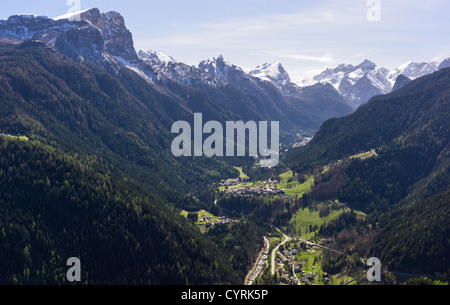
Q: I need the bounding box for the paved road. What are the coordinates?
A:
[271,227,291,276]
[269,227,344,278]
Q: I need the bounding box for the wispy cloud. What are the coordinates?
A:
[263,51,335,63]
[199,11,336,33]
[150,10,336,48]
[137,0,450,80]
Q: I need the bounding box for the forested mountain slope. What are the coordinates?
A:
[285,68,449,279]
[286,67,450,174]
[0,41,238,199]
[0,138,246,284]
[288,67,449,210]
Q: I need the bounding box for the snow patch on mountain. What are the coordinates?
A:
[198,55,244,81]
[139,50,176,64]
[2,8,449,114]
[139,51,226,88]
[249,62,291,89]
[387,61,439,86]
[297,58,445,108]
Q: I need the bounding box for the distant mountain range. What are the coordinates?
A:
[298,58,448,108]
[1,8,356,131]
[2,8,447,116]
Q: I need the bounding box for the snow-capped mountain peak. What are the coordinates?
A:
[203,55,231,65]
[358,59,377,72]
[249,62,291,88]
[138,50,176,64]
[298,62,355,90]
[198,55,245,81]
[2,8,448,114]
[298,58,445,108]
[199,55,237,71]
[0,7,150,77]
[387,61,439,85]
[397,60,413,71]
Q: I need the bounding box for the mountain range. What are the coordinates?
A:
[0,9,263,285]
[299,58,447,108]
[286,65,450,278]
[2,8,447,115]
[141,49,449,112]
[1,8,356,134]
[0,7,448,285]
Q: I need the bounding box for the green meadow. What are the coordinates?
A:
[277,170,314,197]
[290,203,359,240]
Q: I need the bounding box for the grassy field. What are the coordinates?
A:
[180,210,224,233]
[234,166,249,180]
[293,245,357,285]
[196,210,222,221]
[294,247,325,285]
[298,249,322,273]
[279,170,295,184]
[218,183,242,191]
[321,165,330,175]
[217,167,252,192]
[331,273,358,286]
[290,203,347,240]
[284,176,314,197]
[278,171,314,197]
[0,134,29,142]
[219,170,314,198]
[350,149,378,160]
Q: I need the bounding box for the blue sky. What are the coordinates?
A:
[2,0,450,81]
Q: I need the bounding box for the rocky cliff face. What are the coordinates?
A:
[139,50,226,88]
[84,9,139,64]
[0,8,146,73]
[0,8,353,130]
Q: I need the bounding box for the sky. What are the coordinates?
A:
[2,0,450,82]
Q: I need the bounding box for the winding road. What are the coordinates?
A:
[271,227,291,275]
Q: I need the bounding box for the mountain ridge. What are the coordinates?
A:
[0,7,353,130]
[2,8,448,113]
[298,58,447,108]
[285,67,450,278]
[286,66,450,205]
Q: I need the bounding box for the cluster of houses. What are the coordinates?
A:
[222,185,285,198]
[280,268,323,285]
[292,137,313,149]
[221,178,241,187]
[221,179,297,200]
[277,244,329,285]
[198,215,236,228]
